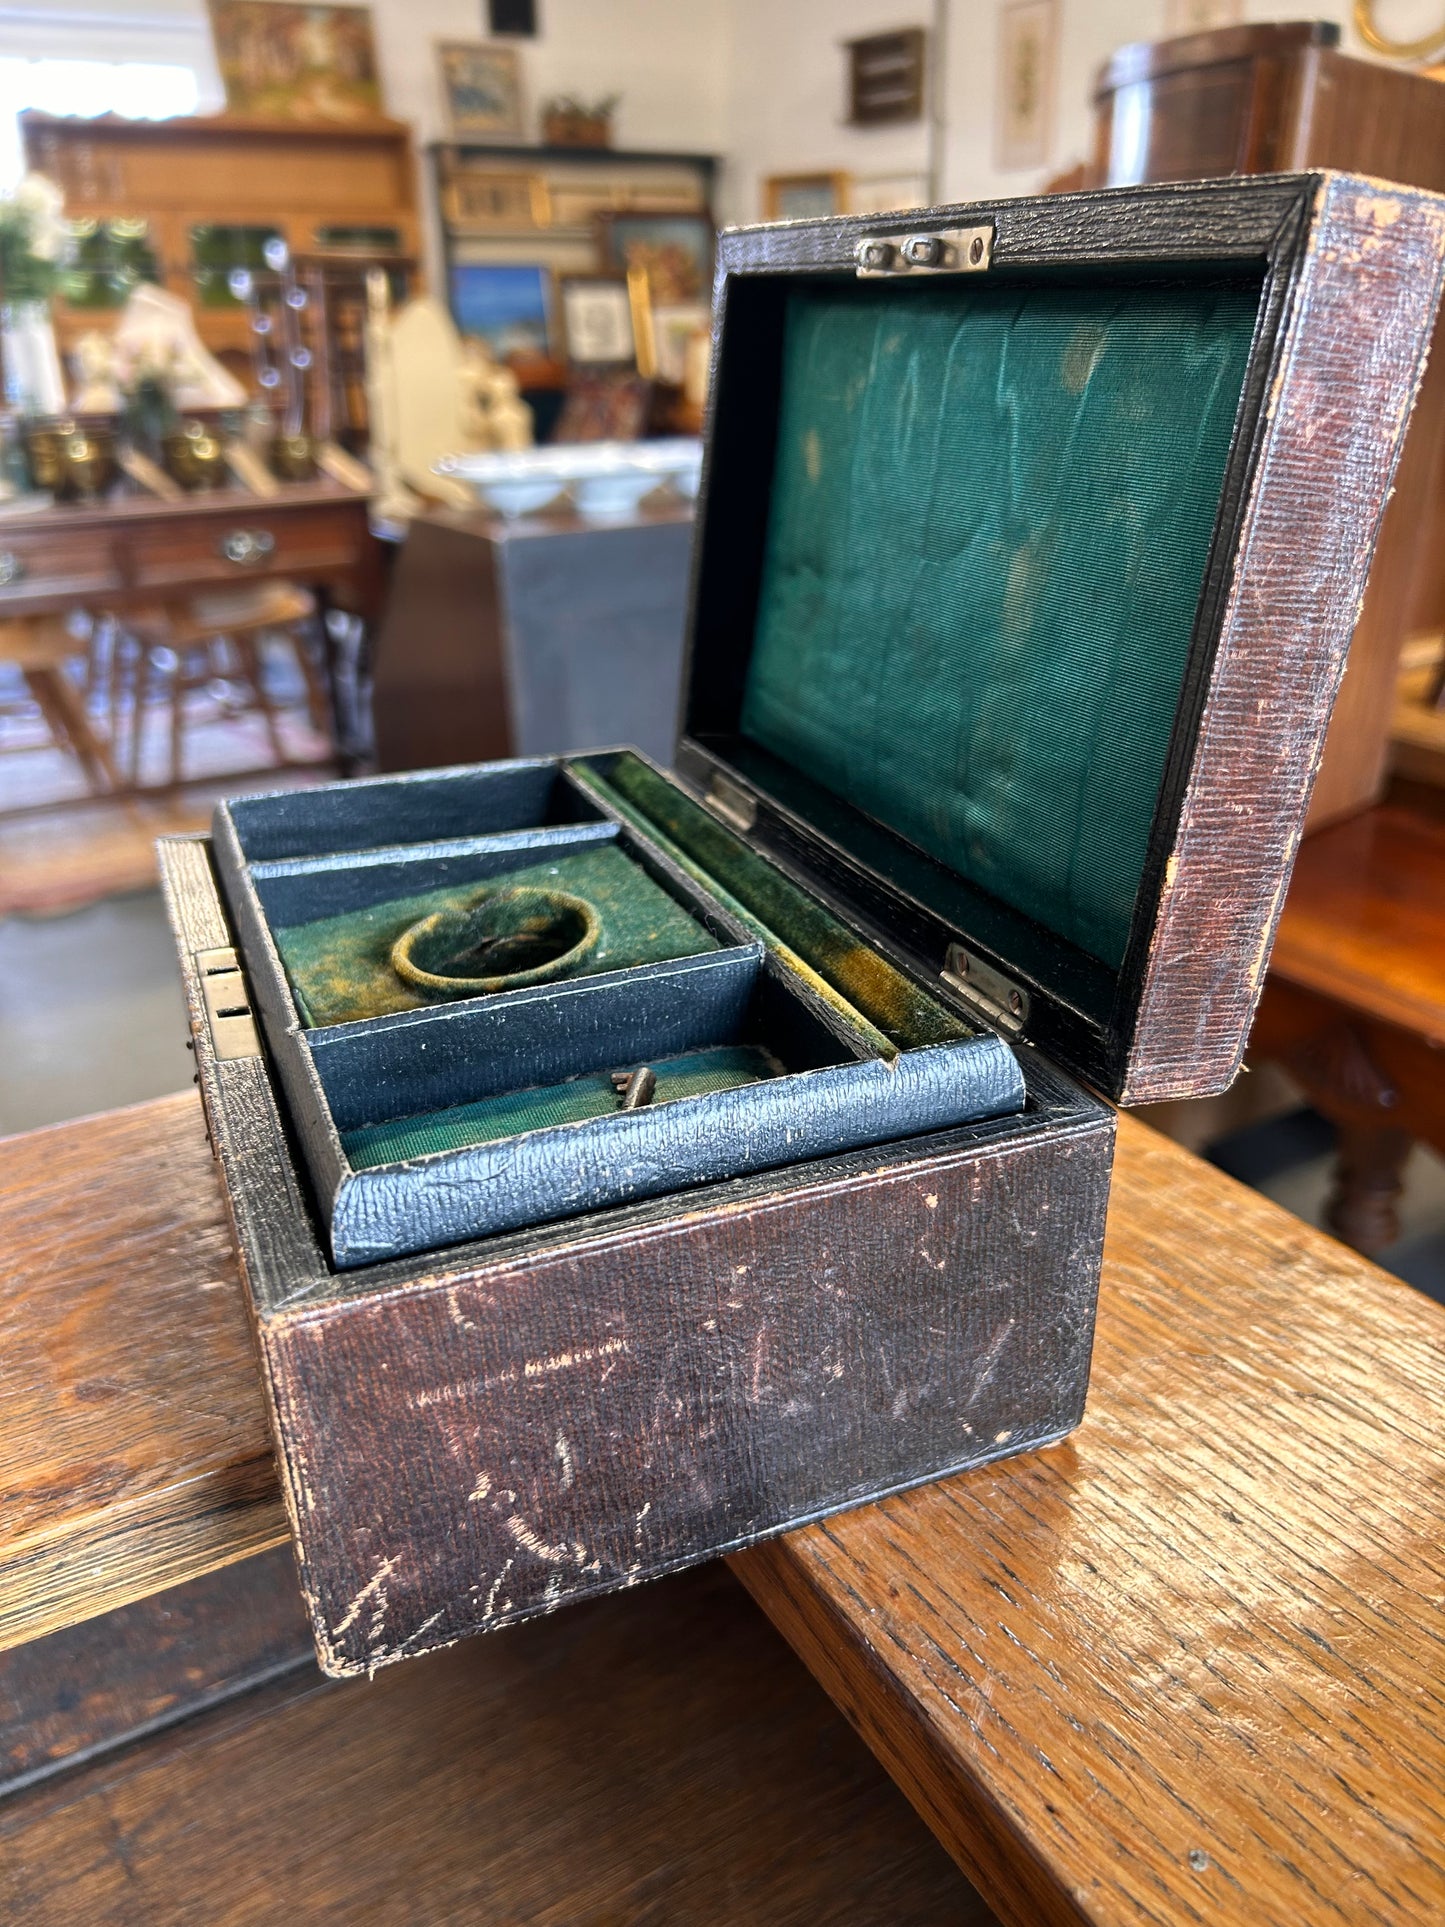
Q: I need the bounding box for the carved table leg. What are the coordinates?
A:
[1324,1123,1413,1254]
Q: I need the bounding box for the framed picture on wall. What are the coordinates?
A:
[996,0,1060,171]
[596,210,715,304]
[558,274,636,367]
[761,172,852,222]
[448,261,551,358]
[442,168,551,230]
[208,2,384,120]
[437,41,526,142]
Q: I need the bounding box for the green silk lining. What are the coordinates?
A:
[274,844,718,1027]
[342,1043,778,1167]
[740,279,1260,966]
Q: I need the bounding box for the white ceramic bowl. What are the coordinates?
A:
[437,439,702,519]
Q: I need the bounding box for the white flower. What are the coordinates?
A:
[10,173,66,262]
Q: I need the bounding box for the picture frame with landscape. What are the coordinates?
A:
[437,41,526,142]
[448,260,551,359]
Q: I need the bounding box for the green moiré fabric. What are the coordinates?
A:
[343,1043,778,1168]
[276,844,719,1027]
[740,280,1260,966]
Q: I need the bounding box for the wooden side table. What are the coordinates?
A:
[1250,785,1445,1251]
[0,482,383,775]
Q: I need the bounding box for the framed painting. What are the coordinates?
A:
[208,2,384,121]
[557,273,636,367]
[448,261,551,359]
[437,41,526,142]
[996,0,1059,171]
[762,172,852,222]
[596,210,715,305]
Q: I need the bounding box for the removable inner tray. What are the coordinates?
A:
[212,758,1026,1266]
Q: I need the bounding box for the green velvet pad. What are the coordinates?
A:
[275,844,719,1027]
[740,279,1261,966]
[342,1043,779,1168]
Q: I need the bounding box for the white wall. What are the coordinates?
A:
[368,0,731,154]
[721,0,1445,224]
[357,0,733,283]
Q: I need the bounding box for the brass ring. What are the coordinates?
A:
[390,886,601,997]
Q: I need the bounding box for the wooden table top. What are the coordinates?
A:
[3,1092,1443,1924]
[1269,788,1445,1040]
[0,478,370,531]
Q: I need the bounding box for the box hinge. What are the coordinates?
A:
[941,942,1030,1039]
[195,946,262,1060]
[704,771,758,835]
[856,224,993,278]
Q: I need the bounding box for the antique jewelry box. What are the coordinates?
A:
[161,173,1445,1677]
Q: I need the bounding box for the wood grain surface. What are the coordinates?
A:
[0,1561,990,1927]
[733,1120,1445,1927]
[0,1547,312,1798]
[0,1094,285,1653]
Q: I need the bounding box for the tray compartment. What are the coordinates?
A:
[302,947,1023,1265]
[223,758,602,864]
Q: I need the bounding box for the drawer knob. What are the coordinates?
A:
[218,528,276,566]
[0,550,24,587]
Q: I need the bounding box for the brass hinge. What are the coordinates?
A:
[941,942,1030,1039]
[855,224,994,279]
[705,771,758,835]
[195,946,262,1060]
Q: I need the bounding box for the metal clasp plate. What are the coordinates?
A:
[705,771,758,835]
[195,946,262,1060]
[941,942,1029,1038]
[856,224,994,278]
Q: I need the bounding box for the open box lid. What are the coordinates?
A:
[673,173,1445,1104]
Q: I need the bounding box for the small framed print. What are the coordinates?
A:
[558,274,636,368]
[762,172,852,222]
[437,41,525,142]
[996,0,1059,172]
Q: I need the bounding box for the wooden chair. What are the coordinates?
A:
[122,581,324,790]
[0,614,120,801]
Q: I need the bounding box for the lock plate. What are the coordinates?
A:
[195,945,262,1060]
[856,224,994,279]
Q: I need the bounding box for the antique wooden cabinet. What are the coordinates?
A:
[162,172,1445,1676]
[1090,27,1445,827]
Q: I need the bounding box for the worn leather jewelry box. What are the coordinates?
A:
[161,172,1445,1677]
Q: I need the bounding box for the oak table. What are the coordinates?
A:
[1250,783,1445,1250]
[2,1094,1443,1923]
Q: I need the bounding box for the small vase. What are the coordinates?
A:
[1,300,66,418]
